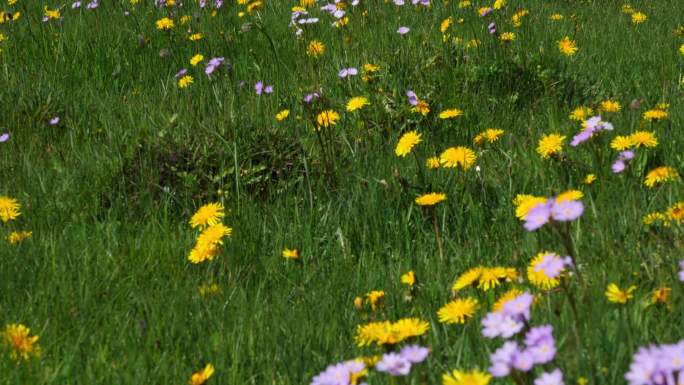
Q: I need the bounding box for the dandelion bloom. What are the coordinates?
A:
[3,324,41,360]
[395,131,422,157]
[415,192,446,206]
[629,131,658,148]
[610,135,634,150]
[452,267,483,291]
[605,283,636,304]
[500,32,516,42]
[474,128,504,145]
[631,12,646,24]
[477,267,515,291]
[196,223,232,247]
[412,100,430,116]
[549,13,563,21]
[189,364,214,385]
[440,17,453,33]
[190,54,204,66]
[527,252,571,290]
[178,75,193,88]
[644,166,679,188]
[189,202,225,229]
[306,40,325,57]
[557,36,578,56]
[315,110,340,129]
[156,17,174,30]
[188,243,220,264]
[355,318,429,347]
[666,202,684,223]
[365,290,385,311]
[555,190,583,202]
[401,271,416,286]
[438,298,478,324]
[536,134,566,159]
[439,108,463,119]
[643,108,668,121]
[189,33,203,41]
[651,287,670,305]
[439,146,477,170]
[514,195,547,220]
[346,96,369,112]
[442,369,492,385]
[0,195,21,222]
[7,230,32,245]
[583,174,596,185]
[282,248,299,260]
[600,100,621,112]
[569,106,593,121]
[275,109,290,121]
[426,157,440,169]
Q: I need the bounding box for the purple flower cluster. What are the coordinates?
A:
[311,360,366,385]
[321,2,346,19]
[535,253,573,279]
[290,9,319,36]
[625,339,684,385]
[612,150,635,174]
[524,199,584,231]
[255,81,273,95]
[205,57,224,75]
[376,345,429,376]
[679,260,684,282]
[571,116,613,147]
[482,292,533,339]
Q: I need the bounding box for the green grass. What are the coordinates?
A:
[1,0,683,384]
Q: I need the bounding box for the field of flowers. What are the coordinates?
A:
[1,0,683,384]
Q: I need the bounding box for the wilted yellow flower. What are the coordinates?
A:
[365,290,385,311]
[0,196,20,223]
[315,110,340,129]
[346,96,370,112]
[275,109,290,121]
[439,108,463,119]
[412,100,430,116]
[631,12,647,24]
[443,369,492,385]
[401,271,416,286]
[549,13,563,21]
[622,4,634,13]
[395,131,422,157]
[3,324,41,360]
[7,230,32,245]
[246,0,263,14]
[190,202,225,229]
[605,283,636,304]
[180,15,191,24]
[651,287,671,305]
[189,364,214,385]
[458,0,471,8]
[156,17,174,30]
[282,248,300,260]
[306,40,325,58]
[438,298,478,324]
[415,193,446,206]
[439,146,476,170]
[666,202,684,223]
[537,134,566,159]
[557,36,578,56]
[644,167,679,188]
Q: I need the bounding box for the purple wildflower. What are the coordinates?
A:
[612,150,635,174]
[612,160,626,173]
[535,253,571,279]
[393,0,405,4]
[525,325,556,364]
[397,26,410,35]
[175,69,188,78]
[199,0,207,7]
[338,68,358,78]
[0,133,9,143]
[482,311,524,339]
[512,350,535,372]
[376,353,412,376]
[524,202,551,231]
[489,341,520,377]
[399,345,430,363]
[49,117,60,126]
[205,57,225,75]
[304,92,320,103]
[255,82,273,95]
[570,129,593,146]
[311,360,365,385]
[406,90,419,106]
[72,1,81,8]
[488,22,497,34]
[86,0,98,9]
[550,200,584,222]
[625,340,684,385]
[265,85,273,94]
[502,292,534,321]
[215,0,223,7]
[620,150,635,160]
[679,260,684,282]
[535,369,564,385]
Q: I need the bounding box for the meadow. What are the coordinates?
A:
[1,0,683,384]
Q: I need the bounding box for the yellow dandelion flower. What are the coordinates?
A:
[401,271,416,286]
[189,202,225,229]
[395,131,422,157]
[610,135,634,151]
[0,196,21,223]
[569,106,593,121]
[443,369,492,385]
[346,96,370,112]
[439,146,477,170]
[631,12,646,24]
[306,40,325,58]
[537,134,566,159]
[197,223,232,247]
[474,128,504,145]
[643,108,668,121]
[7,230,32,245]
[275,109,290,121]
[391,318,429,341]
[412,100,430,116]
[477,268,507,291]
[440,17,453,33]
[493,0,505,9]
[643,211,668,226]
[583,174,597,185]
[680,43,684,56]
[365,290,385,311]
[438,298,478,324]
[452,267,483,291]
[426,157,441,169]
[556,190,583,203]
[600,100,621,112]
[439,108,463,119]
[415,193,447,206]
[557,36,578,56]
[155,17,174,30]
[188,33,203,41]
[666,202,684,223]
[549,13,563,21]
[189,364,215,385]
[178,75,193,88]
[527,252,563,290]
[492,288,523,312]
[315,110,340,129]
[4,324,41,360]
[282,248,299,260]
[629,131,658,148]
[458,0,471,8]
[355,321,393,346]
[43,6,60,21]
[188,243,220,264]
[500,32,516,42]
[190,54,204,66]
[299,0,315,7]
[644,167,679,188]
[246,0,262,13]
[514,195,547,220]
[605,283,636,304]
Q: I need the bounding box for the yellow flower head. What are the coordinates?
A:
[189,33,203,41]
[4,324,41,360]
[556,190,583,203]
[156,17,175,30]
[569,106,593,121]
[452,267,483,291]
[0,195,21,223]
[500,32,516,42]
[651,287,671,305]
[275,109,290,121]
[629,131,658,148]
[188,243,220,264]
[282,248,300,260]
[644,167,679,188]
[583,174,597,185]
[439,108,463,119]
[605,283,636,304]
[197,223,232,248]
[412,100,430,116]
[631,12,647,24]
[557,36,578,56]
[306,40,325,58]
[537,134,566,159]
[395,131,422,157]
[527,252,564,290]
[440,17,453,33]
[189,364,215,385]
[443,369,492,385]
[600,100,621,112]
[415,192,447,206]
[190,54,204,66]
[7,230,32,245]
[401,271,416,286]
[437,298,478,324]
[439,146,477,170]
[610,135,634,151]
[355,318,429,347]
[514,194,547,220]
[190,203,225,229]
[365,290,385,311]
[178,75,194,88]
[315,110,340,129]
[426,157,441,169]
[474,128,504,145]
[643,108,668,121]
[666,202,684,223]
[549,13,563,21]
[347,96,370,112]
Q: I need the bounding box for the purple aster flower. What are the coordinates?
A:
[320,3,337,12]
[535,254,570,279]
[255,82,264,94]
[72,1,81,8]
[570,129,593,147]
[86,0,98,9]
[333,9,345,18]
[376,353,412,376]
[351,0,359,6]
[397,26,410,35]
[535,368,564,385]
[400,345,430,363]
[338,68,358,78]
[512,349,535,372]
[524,325,553,347]
[679,260,684,282]
[620,150,635,160]
[205,57,225,75]
[175,69,188,78]
[488,22,497,34]
[612,160,626,173]
[406,90,419,106]
[0,133,9,143]
[502,292,534,321]
[489,341,520,377]
[524,202,551,231]
[199,0,207,7]
[550,200,584,222]
[215,0,224,7]
[265,85,273,94]
[49,116,60,125]
[625,346,661,385]
[311,360,365,385]
[482,311,524,339]
[393,0,405,4]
